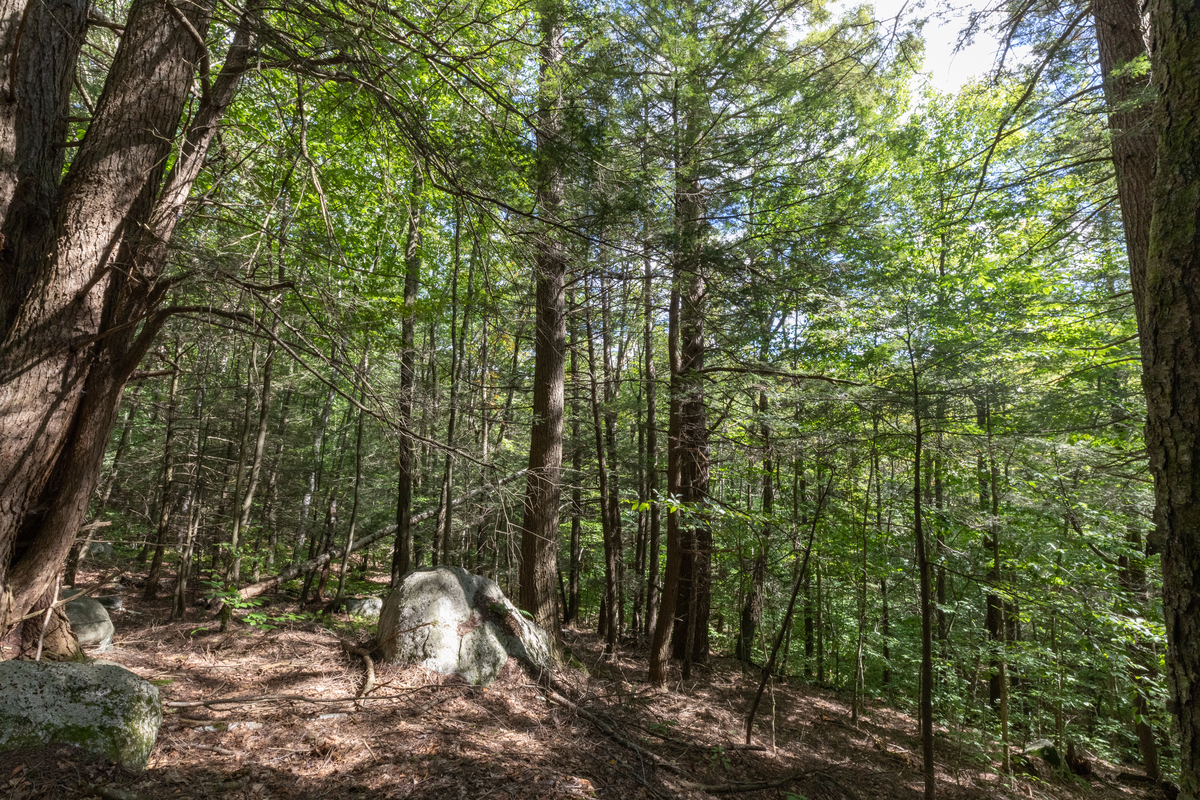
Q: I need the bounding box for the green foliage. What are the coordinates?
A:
[82,0,1167,781]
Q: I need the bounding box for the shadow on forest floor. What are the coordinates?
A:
[3,568,1172,800]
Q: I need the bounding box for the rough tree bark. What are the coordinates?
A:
[517,0,566,643]
[0,0,257,650]
[1144,1,1200,795]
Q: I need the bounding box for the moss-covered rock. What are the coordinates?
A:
[0,660,162,769]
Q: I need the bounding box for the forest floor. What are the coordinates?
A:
[2,567,1173,800]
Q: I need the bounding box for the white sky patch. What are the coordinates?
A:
[852,0,1005,93]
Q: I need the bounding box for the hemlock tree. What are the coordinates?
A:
[518,0,569,643]
[0,0,257,656]
[1144,1,1200,795]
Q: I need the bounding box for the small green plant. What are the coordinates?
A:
[201,579,309,632]
[708,746,732,772]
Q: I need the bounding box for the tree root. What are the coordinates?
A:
[340,639,375,702]
[544,685,685,775]
[165,684,450,710]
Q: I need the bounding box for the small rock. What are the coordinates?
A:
[65,597,115,650]
[1023,738,1061,768]
[86,542,115,558]
[94,595,124,612]
[0,661,162,770]
[344,597,382,618]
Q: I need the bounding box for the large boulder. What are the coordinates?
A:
[377,566,552,685]
[0,661,162,769]
[65,597,115,650]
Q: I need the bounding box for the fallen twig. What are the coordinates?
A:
[544,686,684,775]
[683,767,821,794]
[165,684,451,709]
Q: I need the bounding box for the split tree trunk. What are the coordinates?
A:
[0,0,256,645]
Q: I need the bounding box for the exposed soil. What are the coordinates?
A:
[0,569,1174,800]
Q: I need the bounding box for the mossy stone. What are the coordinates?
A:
[0,660,162,769]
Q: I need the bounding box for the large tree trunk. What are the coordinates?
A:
[0,0,255,645]
[1093,0,1155,350]
[648,285,683,687]
[1089,0,1168,785]
[669,169,710,670]
[517,0,566,645]
[1145,2,1200,795]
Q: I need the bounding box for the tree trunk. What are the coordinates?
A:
[913,377,935,799]
[585,291,618,654]
[643,249,661,639]
[1144,10,1200,794]
[565,318,583,626]
[648,286,683,687]
[65,383,142,586]
[334,350,368,605]
[1093,0,1155,352]
[0,0,256,642]
[668,110,711,668]
[516,0,566,644]
[1119,525,1161,781]
[736,392,771,664]
[391,161,423,586]
[144,348,181,600]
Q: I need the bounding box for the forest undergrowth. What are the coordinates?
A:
[0,566,1169,800]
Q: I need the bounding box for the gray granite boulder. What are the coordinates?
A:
[377,566,552,685]
[344,596,382,618]
[65,597,115,650]
[0,661,162,769]
[86,542,115,558]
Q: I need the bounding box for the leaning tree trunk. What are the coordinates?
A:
[0,0,257,648]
